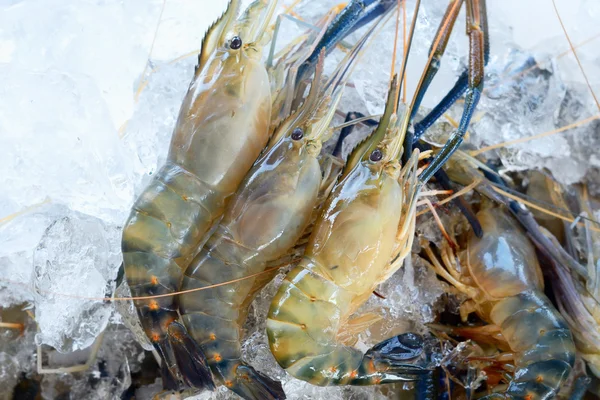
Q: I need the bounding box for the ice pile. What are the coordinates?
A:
[1,0,599,398]
[472,49,600,187]
[329,0,600,189]
[0,0,224,351]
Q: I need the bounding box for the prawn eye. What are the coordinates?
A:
[291,127,304,140]
[369,149,383,162]
[230,36,242,50]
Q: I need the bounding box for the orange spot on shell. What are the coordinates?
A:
[300,324,306,330]
[225,380,233,387]
[151,333,160,342]
[214,354,222,362]
[209,333,216,341]
[149,300,159,311]
[524,395,533,400]
[536,375,544,383]
[329,366,337,373]
[349,370,358,378]
[150,275,159,285]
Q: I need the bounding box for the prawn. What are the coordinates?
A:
[173,20,386,399]
[521,176,600,392]
[266,73,439,387]
[422,185,577,398]
[121,0,278,386]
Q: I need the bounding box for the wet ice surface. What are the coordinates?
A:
[1,0,599,398]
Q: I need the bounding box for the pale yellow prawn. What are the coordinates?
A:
[266,74,435,386]
[121,0,278,386]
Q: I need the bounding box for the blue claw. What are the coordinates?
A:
[297,0,396,83]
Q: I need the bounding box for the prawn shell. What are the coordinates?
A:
[465,208,545,299]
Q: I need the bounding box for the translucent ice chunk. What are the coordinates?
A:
[0,203,56,306]
[0,0,163,129]
[472,49,598,186]
[39,324,144,400]
[32,209,121,352]
[120,58,196,186]
[0,67,133,225]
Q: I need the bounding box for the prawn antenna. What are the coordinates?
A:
[395,0,421,111]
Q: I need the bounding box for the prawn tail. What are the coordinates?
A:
[167,321,216,391]
[230,363,286,400]
[159,351,180,391]
[151,335,181,391]
[364,333,432,384]
[491,291,576,398]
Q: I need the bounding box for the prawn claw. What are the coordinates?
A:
[167,321,216,391]
[233,364,286,400]
[364,333,432,383]
[366,332,425,363]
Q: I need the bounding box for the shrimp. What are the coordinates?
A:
[121,0,278,386]
[174,21,385,399]
[423,202,577,398]
[555,188,600,379]
[266,74,436,387]
[524,178,600,389]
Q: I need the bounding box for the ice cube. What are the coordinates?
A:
[32,209,121,353]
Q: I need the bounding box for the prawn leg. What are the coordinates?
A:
[411,0,489,142]
[412,72,468,142]
[416,0,487,181]
[408,0,465,123]
[297,0,397,83]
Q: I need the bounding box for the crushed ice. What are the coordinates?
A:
[1,0,599,398]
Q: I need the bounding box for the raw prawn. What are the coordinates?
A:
[423,201,577,399]
[266,75,436,387]
[121,0,277,386]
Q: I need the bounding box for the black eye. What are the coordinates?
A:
[230,36,242,50]
[369,149,383,162]
[291,127,304,140]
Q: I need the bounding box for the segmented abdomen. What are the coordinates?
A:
[122,161,226,346]
[179,226,264,383]
[490,290,575,398]
[267,260,396,386]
